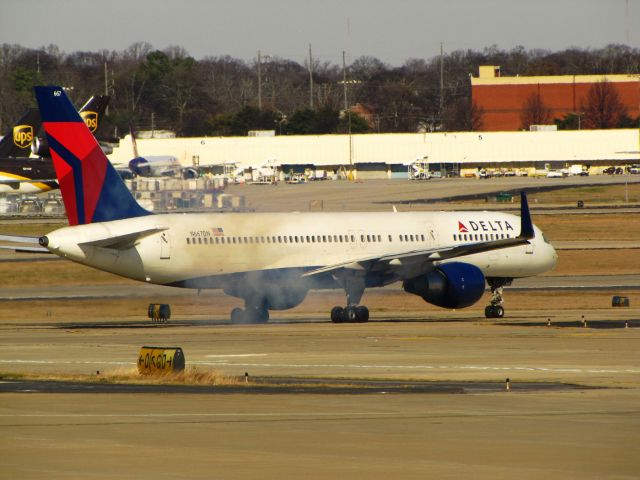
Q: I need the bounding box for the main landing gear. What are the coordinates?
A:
[330,305,369,323]
[330,270,370,323]
[484,278,512,318]
[231,305,269,324]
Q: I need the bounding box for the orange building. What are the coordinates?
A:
[471,66,640,131]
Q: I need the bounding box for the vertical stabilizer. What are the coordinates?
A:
[34,86,151,226]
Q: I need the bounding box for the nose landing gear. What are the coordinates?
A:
[485,277,512,318]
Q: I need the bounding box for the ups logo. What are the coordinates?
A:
[13,125,33,149]
[81,111,99,132]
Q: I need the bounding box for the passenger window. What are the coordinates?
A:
[388,235,392,242]
[377,235,382,242]
[420,234,425,241]
[350,235,355,242]
[306,235,311,242]
[186,238,191,245]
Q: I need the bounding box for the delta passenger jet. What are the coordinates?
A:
[6,86,557,324]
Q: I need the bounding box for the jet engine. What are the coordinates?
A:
[32,137,112,157]
[31,137,50,157]
[403,262,486,309]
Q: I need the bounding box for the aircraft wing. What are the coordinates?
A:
[0,234,50,253]
[0,179,57,185]
[303,192,534,279]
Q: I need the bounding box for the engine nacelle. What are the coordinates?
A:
[183,168,199,179]
[32,137,50,157]
[403,262,486,309]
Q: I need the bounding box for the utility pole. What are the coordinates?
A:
[439,42,444,118]
[308,44,314,109]
[257,50,262,110]
[342,50,348,112]
[104,61,109,116]
[342,50,353,167]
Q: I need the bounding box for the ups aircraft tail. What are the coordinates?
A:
[0,108,41,158]
[34,86,151,226]
[79,95,110,134]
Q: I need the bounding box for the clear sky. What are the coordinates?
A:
[0,0,637,66]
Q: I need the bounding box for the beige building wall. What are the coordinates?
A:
[109,130,640,169]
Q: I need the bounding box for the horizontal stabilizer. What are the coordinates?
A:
[0,234,50,253]
[78,227,167,250]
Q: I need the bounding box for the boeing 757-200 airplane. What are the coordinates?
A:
[4,86,557,323]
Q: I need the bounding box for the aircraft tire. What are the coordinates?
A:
[331,306,344,323]
[344,306,358,323]
[231,307,246,324]
[355,306,369,323]
[484,305,505,318]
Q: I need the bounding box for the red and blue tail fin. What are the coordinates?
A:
[34,86,151,226]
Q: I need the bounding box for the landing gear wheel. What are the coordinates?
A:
[331,306,344,323]
[484,305,505,318]
[330,305,369,323]
[355,306,369,323]
[344,306,358,323]
[231,307,245,324]
[230,307,270,324]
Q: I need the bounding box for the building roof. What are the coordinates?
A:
[471,65,640,86]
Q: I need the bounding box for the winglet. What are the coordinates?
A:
[519,191,534,239]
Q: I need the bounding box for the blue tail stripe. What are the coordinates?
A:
[93,165,150,222]
[46,133,86,224]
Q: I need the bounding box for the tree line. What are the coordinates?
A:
[1,42,639,137]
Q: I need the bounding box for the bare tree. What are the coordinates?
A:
[520,91,553,129]
[581,79,628,129]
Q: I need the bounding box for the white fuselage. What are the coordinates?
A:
[44,210,557,289]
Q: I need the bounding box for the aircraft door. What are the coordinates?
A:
[159,229,171,259]
[526,240,534,255]
[424,223,438,247]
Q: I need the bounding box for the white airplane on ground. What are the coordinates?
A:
[127,125,196,178]
[3,86,557,324]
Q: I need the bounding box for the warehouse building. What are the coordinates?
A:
[471,66,640,131]
[108,128,640,180]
